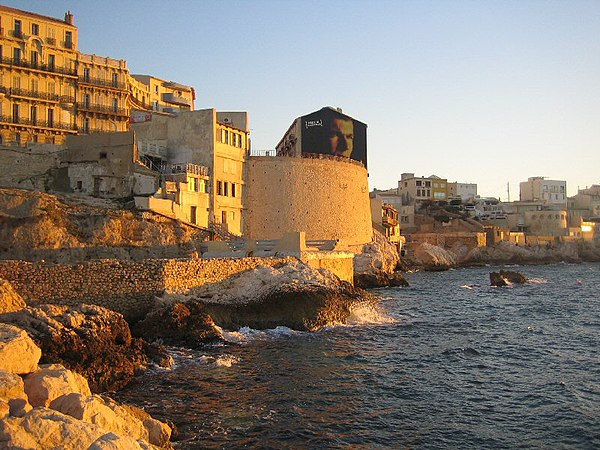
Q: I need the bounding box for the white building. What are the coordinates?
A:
[519,177,566,207]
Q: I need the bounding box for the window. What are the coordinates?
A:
[65,31,73,48]
[13,47,21,63]
[48,54,55,70]
[83,93,90,108]
[12,104,20,122]
[14,20,22,37]
[12,76,20,89]
[76,181,83,190]
[217,181,223,195]
[83,67,90,82]
[47,82,55,94]
[112,73,119,87]
[30,106,37,125]
[190,206,197,225]
[83,118,90,133]
[30,79,38,92]
[221,211,227,224]
[112,98,118,113]
[30,51,39,67]
[425,181,431,187]
[153,101,158,111]
[47,108,54,127]
[31,23,39,35]
[224,182,229,196]
[231,183,236,198]
[416,180,422,187]
[99,152,107,159]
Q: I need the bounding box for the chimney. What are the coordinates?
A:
[64,11,74,26]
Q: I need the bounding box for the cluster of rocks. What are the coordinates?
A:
[354,230,409,287]
[489,270,528,287]
[0,323,172,449]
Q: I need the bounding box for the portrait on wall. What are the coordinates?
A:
[300,108,367,167]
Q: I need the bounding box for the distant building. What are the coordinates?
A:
[129,75,195,117]
[447,182,477,203]
[519,176,566,207]
[370,198,403,250]
[397,173,447,205]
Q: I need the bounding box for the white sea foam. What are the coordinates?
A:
[528,278,548,284]
[346,303,395,326]
[220,326,301,344]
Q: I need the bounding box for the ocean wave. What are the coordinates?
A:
[220,326,302,344]
[528,278,548,284]
[346,303,396,326]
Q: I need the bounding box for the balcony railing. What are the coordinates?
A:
[10,30,23,39]
[0,56,77,76]
[129,96,153,111]
[45,37,56,45]
[6,87,60,102]
[79,76,126,90]
[63,41,73,49]
[77,102,128,116]
[165,163,209,177]
[0,115,77,131]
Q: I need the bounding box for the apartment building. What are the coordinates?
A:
[132,109,249,236]
[0,5,196,146]
[77,53,129,134]
[0,6,79,145]
[447,182,477,203]
[397,173,448,205]
[519,176,567,207]
[129,75,194,117]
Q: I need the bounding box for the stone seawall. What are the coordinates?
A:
[0,257,294,321]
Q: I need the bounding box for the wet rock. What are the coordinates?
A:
[0,279,26,314]
[354,271,409,288]
[490,270,528,287]
[133,302,223,349]
[0,304,148,392]
[0,323,41,374]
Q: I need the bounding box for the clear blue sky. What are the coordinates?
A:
[8,0,600,199]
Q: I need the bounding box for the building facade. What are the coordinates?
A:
[132,109,249,236]
[397,173,448,205]
[519,176,567,207]
[447,182,477,203]
[129,74,194,117]
[0,6,78,145]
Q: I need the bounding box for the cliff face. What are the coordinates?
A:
[0,188,210,263]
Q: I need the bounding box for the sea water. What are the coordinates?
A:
[116,262,600,449]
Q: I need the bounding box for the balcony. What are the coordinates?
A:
[0,56,77,77]
[10,30,23,39]
[63,41,73,49]
[162,92,192,107]
[45,37,57,45]
[0,115,77,132]
[79,76,126,90]
[383,215,399,227]
[77,102,128,117]
[5,87,61,103]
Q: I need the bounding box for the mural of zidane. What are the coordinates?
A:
[326,116,354,158]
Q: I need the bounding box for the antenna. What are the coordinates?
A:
[507,182,510,202]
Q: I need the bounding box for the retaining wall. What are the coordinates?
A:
[0,257,293,321]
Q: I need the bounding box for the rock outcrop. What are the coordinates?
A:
[140,260,379,340]
[0,188,210,263]
[0,323,172,448]
[0,304,148,392]
[490,270,528,287]
[0,324,41,375]
[408,242,456,271]
[0,279,26,314]
[354,229,408,287]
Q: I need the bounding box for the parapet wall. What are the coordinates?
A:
[245,156,373,248]
[0,257,293,321]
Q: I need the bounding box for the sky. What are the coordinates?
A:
[7,0,600,199]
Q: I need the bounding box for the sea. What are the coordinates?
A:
[115,262,600,449]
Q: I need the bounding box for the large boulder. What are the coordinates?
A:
[0,370,31,418]
[490,270,528,287]
[354,271,409,288]
[0,323,41,374]
[0,279,26,314]
[23,364,91,408]
[133,301,223,349]
[50,393,171,447]
[410,242,456,271]
[0,407,163,450]
[354,229,402,287]
[0,304,148,392]
[181,260,378,332]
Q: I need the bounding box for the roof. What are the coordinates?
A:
[0,5,77,28]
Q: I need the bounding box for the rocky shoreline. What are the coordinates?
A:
[0,258,386,448]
